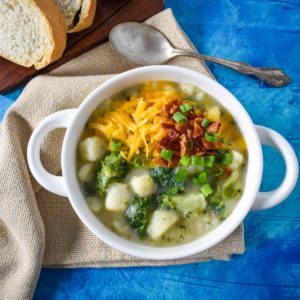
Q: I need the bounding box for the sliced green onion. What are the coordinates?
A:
[180,103,193,113]
[201,183,214,197]
[222,185,237,199]
[204,155,215,168]
[193,171,208,185]
[133,156,145,168]
[184,97,194,101]
[191,155,204,166]
[187,140,193,150]
[172,111,187,123]
[208,166,224,177]
[160,148,174,161]
[205,132,217,142]
[201,118,211,128]
[110,139,122,151]
[175,168,188,182]
[179,156,190,166]
[222,152,233,165]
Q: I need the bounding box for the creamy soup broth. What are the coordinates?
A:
[77,81,247,246]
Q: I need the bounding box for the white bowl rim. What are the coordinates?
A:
[61,65,262,260]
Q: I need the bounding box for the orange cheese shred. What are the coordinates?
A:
[87,81,180,161]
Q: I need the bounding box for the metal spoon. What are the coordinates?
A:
[109,22,290,87]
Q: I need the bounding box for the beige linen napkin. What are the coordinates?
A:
[0,9,244,299]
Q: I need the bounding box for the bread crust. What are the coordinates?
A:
[0,0,67,69]
[33,0,67,69]
[68,0,97,33]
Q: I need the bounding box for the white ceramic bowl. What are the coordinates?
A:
[27,66,298,260]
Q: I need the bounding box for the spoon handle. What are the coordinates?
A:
[173,49,290,87]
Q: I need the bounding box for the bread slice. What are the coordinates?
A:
[0,0,66,70]
[54,0,97,33]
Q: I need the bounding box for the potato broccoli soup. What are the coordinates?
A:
[77,81,247,246]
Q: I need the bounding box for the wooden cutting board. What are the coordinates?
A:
[0,0,164,94]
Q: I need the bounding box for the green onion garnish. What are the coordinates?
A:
[172,111,187,123]
[133,156,145,168]
[222,152,233,165]
[208,166,224,177]
[222,185,237,199]
[180,103,193,113]
[204,132,217,142]
[201,183,214,197]
[179,156,190,166]
[193,171,208,185]
[201,118,211,128]
[187,140,193,150]
[204,155,215,168]
[175,168,188,182]
[110,139,122,151]
[160,148,174,161]
[191,155,204,166]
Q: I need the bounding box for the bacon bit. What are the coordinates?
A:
[201,138,222,150]
[222,168,232,179]
[163,100,181,117]
[152,157,168,166]
[175,124,185,133]
[187,129,193,139]
[161,123,175,130]
[170,105,179,115]
[186,110,196,120]
[159,129,180,150]
[168,153,181,167]
[193,118,204,138]
[175,123,193,135]
[193,139,206,155]
[195,149,206,156]
[207,121,221,133]
[155,99,224,166]
[180,134,187,156]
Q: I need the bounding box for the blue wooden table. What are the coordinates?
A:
[1,0,299,298]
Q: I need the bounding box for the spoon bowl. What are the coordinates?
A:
[109,22,175,65]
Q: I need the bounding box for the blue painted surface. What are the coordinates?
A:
[1,0,299,299]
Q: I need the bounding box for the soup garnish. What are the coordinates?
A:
[77,81,247,246]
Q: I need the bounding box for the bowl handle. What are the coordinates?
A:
[252,125,298,210]
[27,109,77,197]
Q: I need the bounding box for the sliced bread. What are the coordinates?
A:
[0,0,67,69]
[54,0,97,33]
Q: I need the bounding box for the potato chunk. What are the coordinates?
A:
[105,183,131,212]
[147,210,179,240]
[130,174,156,197]
[180,83,196,96]
[207,106,221,121]
[229,150,244,170]
[173,193,206,216]
[78,163,95,183]
[79,136,106,162]
[194,89,206,101]
[86,196,102,213]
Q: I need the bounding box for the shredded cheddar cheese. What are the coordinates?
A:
[88,81,181,161]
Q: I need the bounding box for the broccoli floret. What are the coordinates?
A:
[158,193,176,210]
[96,152,128,196]
[150,167,185,195]
[150,167,173,187]
[207,196,225,212]
[125,196,150,239]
